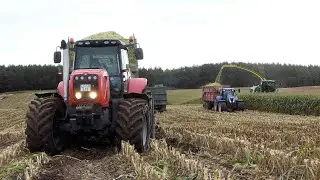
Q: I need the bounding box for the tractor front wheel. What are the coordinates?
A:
[25,97,67,156]
[218,102,227,112]
[238,101,245,111]
[114,98,151,153]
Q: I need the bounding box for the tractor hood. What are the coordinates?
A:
[68,68,110,107]
[226,93,237,103]
[71,69,108,77]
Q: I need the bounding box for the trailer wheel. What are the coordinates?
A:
[203,102,207,109]
[25,97,67,155]
[203,102,213,110]
[115,98,151,153]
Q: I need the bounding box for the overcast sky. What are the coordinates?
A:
[0,0,320,69]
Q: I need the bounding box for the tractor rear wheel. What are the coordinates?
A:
[25,97,67,155]
[114,98,151,153]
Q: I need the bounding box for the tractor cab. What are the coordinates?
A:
[72,39,139,98]
[261,80,275,86]
[54,37,144,101]
[219,88,236,99]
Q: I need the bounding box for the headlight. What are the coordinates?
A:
[89,91,97,99]
[75,76,79,80]
[88,76,92,80]
[75,92,82,99]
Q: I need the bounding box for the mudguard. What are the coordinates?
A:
[57,81,64,97]
[127,78,148,94]
[216,95,225,102]
[35,92,63,99]
[123,93,150,101]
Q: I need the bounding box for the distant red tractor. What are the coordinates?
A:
[25,36,156,155]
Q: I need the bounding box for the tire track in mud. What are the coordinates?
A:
[34,142,136,180]
[33,119,166,179]
[33,124,167,180]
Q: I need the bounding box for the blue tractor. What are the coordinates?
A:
[214,88,245,112]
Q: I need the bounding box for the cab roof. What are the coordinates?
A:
[75,39,128,47]
[220,88,235,90]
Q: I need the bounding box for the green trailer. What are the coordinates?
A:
[147,84,167,112]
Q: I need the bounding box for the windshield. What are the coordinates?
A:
[74,46,120,75]
[263,81,275,86]
[222,89,235,96]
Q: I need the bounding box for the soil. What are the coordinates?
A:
[34,142,136,180]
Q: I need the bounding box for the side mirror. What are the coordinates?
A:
[54,51,61,63]
[61,40,67,49]
[134,48,144,60]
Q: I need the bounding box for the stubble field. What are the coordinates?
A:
[1,87,320,179]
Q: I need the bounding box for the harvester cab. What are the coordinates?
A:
[26,35,156,155]
[260,80,276,92]
[216,88,245,112]
[251,80,276,92]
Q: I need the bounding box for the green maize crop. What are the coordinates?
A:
[240,94,320,116]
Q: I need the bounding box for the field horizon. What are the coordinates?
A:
[1,85,320,179]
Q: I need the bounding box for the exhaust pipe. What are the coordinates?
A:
[62,48,70,102]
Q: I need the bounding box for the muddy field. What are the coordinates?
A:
[1,91,320,179]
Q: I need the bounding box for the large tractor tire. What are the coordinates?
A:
[238,101,245,111]
[114,98,151,153]
[217,102,227,112]
[25,96,67,156]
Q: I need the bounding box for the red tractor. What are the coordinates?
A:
[25,36,156,155]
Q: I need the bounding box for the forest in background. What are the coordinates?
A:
[1,62,320,93]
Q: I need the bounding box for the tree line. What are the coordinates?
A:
[1,62,320,93]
